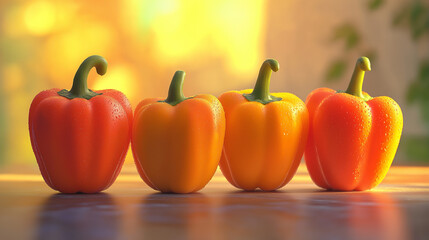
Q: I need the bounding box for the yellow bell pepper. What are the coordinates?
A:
[218,59,309,191]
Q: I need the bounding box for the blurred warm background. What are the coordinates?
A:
[0,0,428,169]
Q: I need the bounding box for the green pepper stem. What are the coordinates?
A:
[251,59,279,100]
[345,56,371,98]
[164,71,187,106]
[58,55,106,100]
[70,55,107,96]
[243,59,282,104]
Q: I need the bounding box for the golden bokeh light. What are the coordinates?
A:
[150,0,264,74]
[1,0,265,164]
[121,0,264,74]
[93,64,138,101]
[2,5,26,37]
[2,65,24,92]
[0,0,427,168]
[24,1,56,35]
[23,1,77,36]
[43,21,115,85]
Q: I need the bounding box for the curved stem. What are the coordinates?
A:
[163,71,187,106]
[58,55,106,100]
[243,59,282,104]
[345,56,371,99]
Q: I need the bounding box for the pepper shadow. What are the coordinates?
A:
[36,193,119,240]
[300,192,409,240]
[215,191,302,239]
[136,192,219,240]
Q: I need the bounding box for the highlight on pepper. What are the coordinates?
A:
[304,56,403,191]
[131,70,225,194]
[29,55,133,193]
[218,58,309,191]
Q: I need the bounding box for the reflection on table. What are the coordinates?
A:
[0,164,428,240]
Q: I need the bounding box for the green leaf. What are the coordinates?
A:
[407,59,429,105]
[0,102,5,165]
[393,1,429,40]
[392,7,410,26]
[421,99,429,126]
[410,2,424,23]
[368,0,384,11]
[402,135,429,162]
[407,81,428,103]
[325,60,347,82]
[332,24,360,50]
[418,59,429,82]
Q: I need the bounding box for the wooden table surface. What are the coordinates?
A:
[0,164,428,240]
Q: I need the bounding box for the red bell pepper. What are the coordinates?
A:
[305,57,403,191]
[29,55,132,193]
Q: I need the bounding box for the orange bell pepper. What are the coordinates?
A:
[131,71,225,193]
[29,55,132,193]
[218,59,309,191]
[305,57,403,191]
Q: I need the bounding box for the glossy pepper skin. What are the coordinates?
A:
[218,59,309,191]
[29,55,132,193]
[132,71,225,193]
[305,57,403,191]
